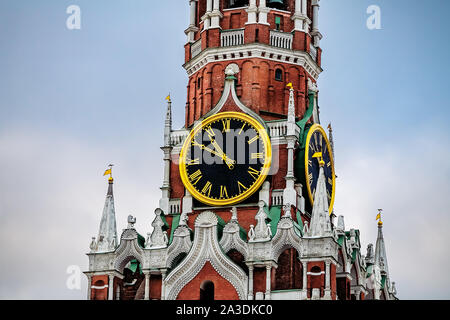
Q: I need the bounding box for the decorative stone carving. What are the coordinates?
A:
[166,224,193,269]
[164,211,248,300]
[249,201,272,243]
[149,208,168,249]
[220,207,249,260]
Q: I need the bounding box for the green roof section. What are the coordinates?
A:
[267,206,281,237]
[294,210,304,237]
[337,235,345,247]
[168,213,181,245]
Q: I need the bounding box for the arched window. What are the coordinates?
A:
[311,266,321,273]
[275,68,283,81]
[274,248,302,290]
[200,281,215,301]
[228,0,249,9]
[267,0,287,10]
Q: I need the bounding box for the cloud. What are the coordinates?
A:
[0,128,161,299]
[335,128,450,299]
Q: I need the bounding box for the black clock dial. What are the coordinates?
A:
[305,126,335,212]
[184,117,266,203]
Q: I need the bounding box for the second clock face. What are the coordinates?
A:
[179,112,272,207]
[305,124,336,214]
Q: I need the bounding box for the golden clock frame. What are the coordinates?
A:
[179,112,272,207]
[304,124,336,214]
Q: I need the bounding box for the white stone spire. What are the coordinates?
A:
[94,177,118,253]
[160,97,172,216]
[307,162,332,238]
[249,201,272,242]
[164,97,172,147]
[283,84,298,207]
[375,222,390,275]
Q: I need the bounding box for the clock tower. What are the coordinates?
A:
[85,0,398,301]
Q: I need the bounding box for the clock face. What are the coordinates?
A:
[305,124,336,214]
[179,112,272,207]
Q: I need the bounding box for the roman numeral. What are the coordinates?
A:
[205,126,215,139]
[220,186,229,199]
[251,153,263,160]
[239,123,247,135]
[248,167,261,181]
[188,158,200,166]
[308,160,313,167]
[310,143,316,153]
[327,161,331,168]
[328,177,333,185]
[237,181,248,193]
[189,170,202,185]
[248,135,259,145]
[222,119,230,133]
[202,181,212,197]
[308,173,313,183]
[327,190,332,200]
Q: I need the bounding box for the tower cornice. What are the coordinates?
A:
[183,43,322,80]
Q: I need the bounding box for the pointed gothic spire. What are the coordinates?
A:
[95,171,118,253]
[375,220,390,275]
[307,160,332,238]
[287,83,296,126]
[327,123,335,161]
[249,201,272,242]
[164,95,172,147]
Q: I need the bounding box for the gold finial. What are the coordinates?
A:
[286,82,293,90]
[103,164,114,182]
[376,209,383,226]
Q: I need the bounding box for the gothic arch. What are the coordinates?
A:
[271,217,303,261]
[164,211,248,300]
[114,229,145,273]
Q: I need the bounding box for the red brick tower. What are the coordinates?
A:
[85,0,399,301]
[184,0,322,128]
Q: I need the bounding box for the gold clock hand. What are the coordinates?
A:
[211,139,236,170]
[193,141,236,169]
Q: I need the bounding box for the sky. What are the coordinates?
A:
[0,0,449,300]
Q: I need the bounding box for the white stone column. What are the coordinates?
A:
[185,1,199,43]
[302,0,307,15]
[144,272,151,300]
[159,146,171,215]
[324,261,332,300]
[108,274,114,300]
[190,0,197,26]
[246,0,258,25]
[116,286,121,300]
[202,0,212,30]
[311,0,322,46]
[87,275,92,300]
[302,262,308,291]
[258,0,269,25]
[312,0,319,32]
[292,0,309,32]
[265,265,272,300]
[210,0,222,29]
[161,270,167,300]
[248,265,254,300]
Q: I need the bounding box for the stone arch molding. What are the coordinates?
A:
[271,216,304,262]
[114,228,145,273]
[220,215,249,260]
[164,211,248,300]
[166,224,192,268]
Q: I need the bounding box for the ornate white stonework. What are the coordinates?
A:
[164,211,248,300]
